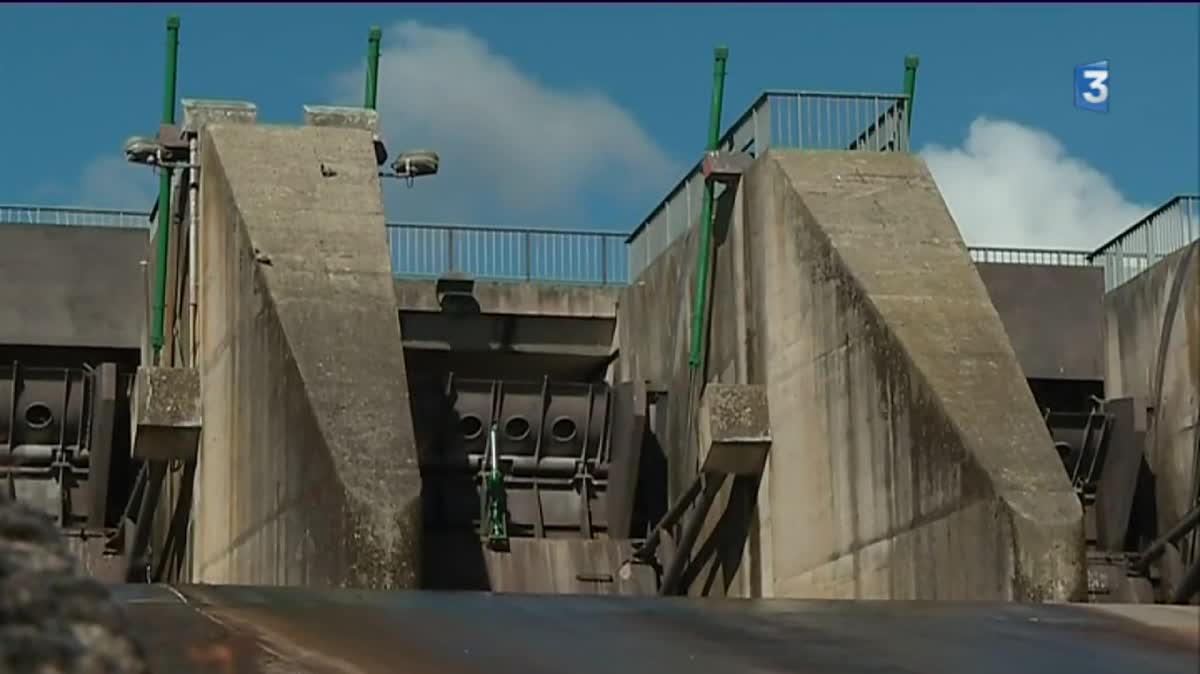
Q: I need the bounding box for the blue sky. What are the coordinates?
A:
[0,3,1197,248]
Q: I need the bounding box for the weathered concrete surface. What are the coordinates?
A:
[182,99,257,134]
[698,384,771,476]
[617,179,760,598]
[399,313,614,359]
[1102,242,1199,547]
[303,105,380,133]
[0,223,145,349]
[397,278,620,386]
[394,278,619,318]
[976,262,1106,381]
[749,150,1083,600]
[618,149,1085,601]
[192,122,421,589]
[131,366,201,461]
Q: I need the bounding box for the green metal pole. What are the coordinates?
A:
[152,15,180,361]
[364,26,382,110]
[686,46,729,371]
[902,54,920,136]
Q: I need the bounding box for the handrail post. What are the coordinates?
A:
[601,235,608,285]
[525,231,532,281]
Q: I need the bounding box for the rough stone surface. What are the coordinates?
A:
[182,99,257,134]
[192,122,421,590]
[0,500,148,673]
[131,366,201,461]
[617,149,1086,601]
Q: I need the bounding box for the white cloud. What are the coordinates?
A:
[920,117,1150,250]
[78,155,157,211]
[331,20,679,226]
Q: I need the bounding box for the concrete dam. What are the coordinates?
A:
[1,41,1198,674]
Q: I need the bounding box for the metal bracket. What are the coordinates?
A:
[157,124,192,160]
[435,275,479,315]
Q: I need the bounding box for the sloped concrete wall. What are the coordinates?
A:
[1103,242,1199,541]
[747,150,1083,601]
[617,149,1085,601]
[192,123,421,589]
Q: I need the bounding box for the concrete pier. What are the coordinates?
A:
[1102,242,1199,564]
[617,149,1086,601]
[191,122,422,589]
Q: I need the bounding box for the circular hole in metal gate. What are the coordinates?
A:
[24,402,53,430]
[459,414,484,441]
[503,416,531,442]
[550,416,578,443]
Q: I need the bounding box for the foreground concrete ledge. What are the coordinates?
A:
[698,384,771,476]
[303,105,380,133]
[131,366,201,461]
[182,99,258,133]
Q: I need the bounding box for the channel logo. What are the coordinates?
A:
[1074,60,1110,113]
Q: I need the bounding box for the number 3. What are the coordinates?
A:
[1082,69,1109,104]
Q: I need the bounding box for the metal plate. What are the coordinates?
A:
[116,585,1198,674]
[0,363,89,452]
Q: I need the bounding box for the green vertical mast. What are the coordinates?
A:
[365,26,382,110]
[902,54,920,136]
[151,15,180,361]
[686,46,729,372]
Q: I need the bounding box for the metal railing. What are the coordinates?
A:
[0,205,629,285]
[6,195,1195,293]
[0,204,150,229]
[1088,195,1200,291]
[968,247,1094,267]
[625,89,910,280]
[387,223,628,285]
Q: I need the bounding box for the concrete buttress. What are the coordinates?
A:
[191,122,421,589]
[618,149,1087,601]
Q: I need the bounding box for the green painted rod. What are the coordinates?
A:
[151,15,180,361]
[365,26,382,109]
[902,54,920,135]
[686,46,729,371]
